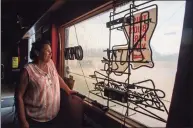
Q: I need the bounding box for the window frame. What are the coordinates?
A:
[57,0,190,127]
[58,0,114,78]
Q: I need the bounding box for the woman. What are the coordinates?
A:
[16,39,76,128]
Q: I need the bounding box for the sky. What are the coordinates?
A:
[67,1,186,56]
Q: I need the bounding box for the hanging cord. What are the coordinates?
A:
[113,0,116,20]
[74,25,91,97]
[155,3,185,32]
[120,1,133,128]
[121,102,130,128]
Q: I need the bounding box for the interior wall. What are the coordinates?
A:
[51,24,58,66]
[19,39,28,69]
[1,51,9,84]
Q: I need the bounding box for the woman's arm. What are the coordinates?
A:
[58,74,71,95]
[49,59,75,95]
[16,68,29,128]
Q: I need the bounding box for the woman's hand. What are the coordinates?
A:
[68,90,78,95]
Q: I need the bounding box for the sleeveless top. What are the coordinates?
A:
[23,59,60,122]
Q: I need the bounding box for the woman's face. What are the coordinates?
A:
[39,44,52,63]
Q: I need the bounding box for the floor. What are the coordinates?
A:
[1,88,95,128]
[1,84,15,98]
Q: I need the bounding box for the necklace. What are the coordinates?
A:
[33,64,48,75]
[33,64,52,87]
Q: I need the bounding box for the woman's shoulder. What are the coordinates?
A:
[20,63,33,76]
[23,62,34,70]
[48,59,58,72]
[24,62,33,67]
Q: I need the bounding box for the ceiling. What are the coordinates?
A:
[1,0,55,51]
[1,0,110,51]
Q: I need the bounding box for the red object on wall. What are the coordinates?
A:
[51,24,58,67]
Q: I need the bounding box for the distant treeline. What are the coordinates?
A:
[83,48,179,61]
